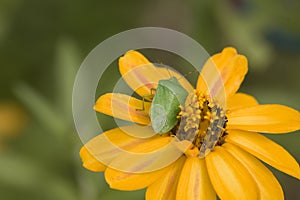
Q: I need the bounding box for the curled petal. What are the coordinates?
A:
[227,104,300,133]
[146,156,186,200]
[94,93,151,125]
[107,136,182,173]
[206,146,258,200]
[227,93,258,110]
[105,150,177,192]
[83,127,162,169]
[119,50,167,97]
[176,157,216,200]
[156,67,194,93]
[226,130,300,180]
[79,146,106,172]
[197,47,248,102]
[105,167,168,191]
[119,50,194,98]
[223,143,284,200]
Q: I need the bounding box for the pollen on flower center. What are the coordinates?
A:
[174,91,228,158]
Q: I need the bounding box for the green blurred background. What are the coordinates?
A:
[0,0,299,199]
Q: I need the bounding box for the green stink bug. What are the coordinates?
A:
[150,76,188,134]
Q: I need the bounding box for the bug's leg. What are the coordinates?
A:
[150,88,156,96]
[136,94,153,111]
[136,88,156,111]
[136,95,146,111]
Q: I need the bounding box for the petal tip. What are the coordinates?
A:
[94,93,112,111]
[222,46,237,55]
[293,167,300,180]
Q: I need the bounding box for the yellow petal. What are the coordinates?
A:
[79,146,106,172]
[83,126,162,168]
[223,143,284,200]
[227,93,258,110]
[227,104,300,133]
[176,157,216,200]
[119,50,167,97]
[197,47,248,101]
[146,156,186,200]
[156,67,194,93]
[0,101,28,135]
[94,93,151,125]
[119,50,193,98]
[105,168,166,191]
[226,130,300,180]
[105,162,170,191]
[107,136,183,173]
[206,146,258,200]
[104,126,160,151]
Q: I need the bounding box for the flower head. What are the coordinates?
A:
[0,101,27,149]
[80,47,300,199]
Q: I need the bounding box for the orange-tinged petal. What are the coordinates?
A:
[176,157,216,200]
[197,47,248,101]
[206,146,258,200]
[105,168,166,191]
[156,67,194,93]
[227,104,300,133]
[119,50,194,97]
[94,93,151,125]
[226,130,300,180]
[223,143,284,200]
[119,50,166,97]
[119,134,172,154]
[107,136,183,173]
[103,126,160,150]
[227,93,258,110]
[146,156,186,200]
[105,163,170,191]
[83,127,162,168]
[79,146,106,172]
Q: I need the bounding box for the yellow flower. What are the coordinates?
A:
[0,101,28,149]
[80,47,300,199]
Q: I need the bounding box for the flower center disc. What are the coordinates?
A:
[175,91,227,158]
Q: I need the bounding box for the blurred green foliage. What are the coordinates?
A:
[0,0,299,199]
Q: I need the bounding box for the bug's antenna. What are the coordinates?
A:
[177,69,199,81]
[155,62,172,78]
[166,68,172,78]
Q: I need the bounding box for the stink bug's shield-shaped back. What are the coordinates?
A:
[150,77,188,134]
